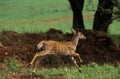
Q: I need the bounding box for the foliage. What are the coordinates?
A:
[112,0,120,20]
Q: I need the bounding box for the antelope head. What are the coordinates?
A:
[72,28,86,39]
[71,29,86,46]
[77,32,86,39]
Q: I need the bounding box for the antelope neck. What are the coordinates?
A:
[71,35,79,46]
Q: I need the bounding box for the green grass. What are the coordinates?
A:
[1,59,120,79]
[0,0,120,34]
[0,0,72,33]
[0,0,120,78]
[34,64,120,79]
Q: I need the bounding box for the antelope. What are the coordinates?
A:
[27,29,86,76]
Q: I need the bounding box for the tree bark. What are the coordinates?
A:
[68,0,114,32]
[93,0,114,32]
[68,0,85,31]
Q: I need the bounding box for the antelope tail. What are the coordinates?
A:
[37,41,45,49]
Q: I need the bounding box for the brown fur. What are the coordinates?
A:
[27,29,86,76]
[37,40,76,55]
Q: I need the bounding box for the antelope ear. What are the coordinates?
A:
[72,28,76,34]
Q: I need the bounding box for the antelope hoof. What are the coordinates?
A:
[80,60,83,63]
[32,72,36,79]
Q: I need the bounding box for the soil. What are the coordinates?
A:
[0,28,120,78]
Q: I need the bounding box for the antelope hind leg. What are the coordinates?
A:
[32,58,40,79]
[31,51,52,73]
[26,52,41,68]
[27,51,51,68]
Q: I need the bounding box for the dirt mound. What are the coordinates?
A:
[0,29,120,66]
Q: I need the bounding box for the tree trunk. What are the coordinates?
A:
[93,0,114,32]
[68,0,85,31]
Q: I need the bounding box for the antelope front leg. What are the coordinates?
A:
[71,53,83,63]
[70,56,81,72]
[70,52,83,72]
[75,53,83,63]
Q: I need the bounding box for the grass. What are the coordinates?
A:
[1,59,120,79]
[0,0,120,34]
[0,0,72,33]
[0,0,120,78]
[35,64,120,79]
